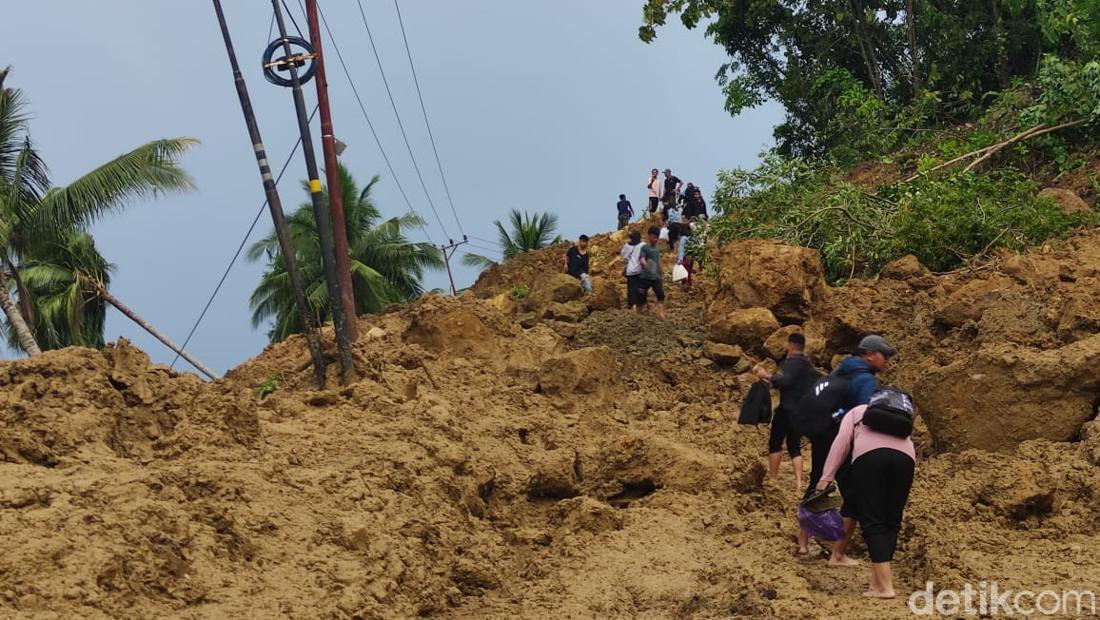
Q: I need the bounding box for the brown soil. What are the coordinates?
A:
[4,230,1100,618]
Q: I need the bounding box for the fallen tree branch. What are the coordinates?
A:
[962,119,1087,173]
[901,119,1086,183]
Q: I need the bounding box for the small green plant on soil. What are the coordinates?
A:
[255,375,281,401]
[509,284,529,300]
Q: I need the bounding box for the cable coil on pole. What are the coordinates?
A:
[262,36,318,87]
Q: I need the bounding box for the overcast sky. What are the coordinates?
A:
[2,1,782,374]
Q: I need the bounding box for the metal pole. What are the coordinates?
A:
[271,0,355,384]
[442,245,456,296]
[303,0,358,342]
[212,0,328,388]
[439,237,468,296]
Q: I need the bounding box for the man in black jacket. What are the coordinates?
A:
[755,333,817,491]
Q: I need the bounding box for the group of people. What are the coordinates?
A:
[563,167,710,321]
[755,334,915,600]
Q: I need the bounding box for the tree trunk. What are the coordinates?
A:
[96,283,219,380]
[906,0,921,94]
[0,267,41,355]
[991,0,1009,88]
[2,255,35,328]
[848,0,885,98]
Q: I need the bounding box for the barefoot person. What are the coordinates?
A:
[821,334,897,567]
[815,389,916,599]
[636,226,666,319]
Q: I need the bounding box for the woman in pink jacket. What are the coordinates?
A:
[815,402,915,599]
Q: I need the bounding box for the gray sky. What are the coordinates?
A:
[2,1,782,374]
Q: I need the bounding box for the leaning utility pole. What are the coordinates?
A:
[303,0,358,342]
[211,0,328,388]
[440,236,469,296]
[270,0,355,384]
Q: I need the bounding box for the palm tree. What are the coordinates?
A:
[13,229,112,351]
[461,209,563,270]
[247,165,443,342]
[0,67,196,355]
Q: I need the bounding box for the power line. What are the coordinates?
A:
[351,0,451,239]
[309,0,435,245]
[392,0,464,236]
[469,234,500,246]
[171,105,319,369]
[280,0,305,38]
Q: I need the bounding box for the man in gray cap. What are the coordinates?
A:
[819,333,897,567]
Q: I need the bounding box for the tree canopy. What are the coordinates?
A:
[640,0,1099,159]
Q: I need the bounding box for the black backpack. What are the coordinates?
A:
[862,387,915,438]
[790,375,849,437]
[738,380,772,425]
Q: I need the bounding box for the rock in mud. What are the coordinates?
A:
[537,346,618,396]
[880,254,936,289]
[1039,187,1091,215]
[763,325,802,361]
[588,276,621,311]
[916,334,1100,452]
[708,239,828,323]
[702,342,744,365]
[525,273,585,310]
[708,307,780,352]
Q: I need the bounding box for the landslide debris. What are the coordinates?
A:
[3,230,1100,618]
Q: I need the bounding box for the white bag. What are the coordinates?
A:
[659,226,669,241]
[672,263,689,282]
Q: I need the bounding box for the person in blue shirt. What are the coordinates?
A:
[833,334,896,409]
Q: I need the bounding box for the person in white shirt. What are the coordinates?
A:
[619,230,644,310]
[646,168,661,216]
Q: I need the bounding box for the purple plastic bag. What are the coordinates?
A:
[798,506,845,541]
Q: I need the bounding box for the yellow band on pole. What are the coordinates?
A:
[309,179,322,193]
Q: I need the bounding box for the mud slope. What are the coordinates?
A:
[3,232,1100,619]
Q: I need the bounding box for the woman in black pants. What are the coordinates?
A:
[816,403,916,599]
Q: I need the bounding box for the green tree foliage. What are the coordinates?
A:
[640,0,1097,157]
[247,165,443,342]
[1,68,196,354]
[461,209,563,270]
[711,154,1085,281]
[14,230,113,350]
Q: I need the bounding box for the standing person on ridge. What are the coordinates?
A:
[816,334,897,568]
[616,194,634,230]
[564,235,592,293]
[636,226,666,319]
[619,230,644,311]
[646,169,661,217]
[662,168,682,222]
[816,389,916,599]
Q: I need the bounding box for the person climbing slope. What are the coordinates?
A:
[616,194,634,230]
[636,226,666,319]
[619,230,644,311]
[755,333,817,491]
[816,387,916,599]
[818,334,897,567]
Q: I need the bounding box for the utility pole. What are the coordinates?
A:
[440,236,468,296]
[211,0,328,388]
[270,0,356,384]
[303,0,357,342]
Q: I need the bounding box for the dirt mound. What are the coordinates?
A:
[4,232,1100,618]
